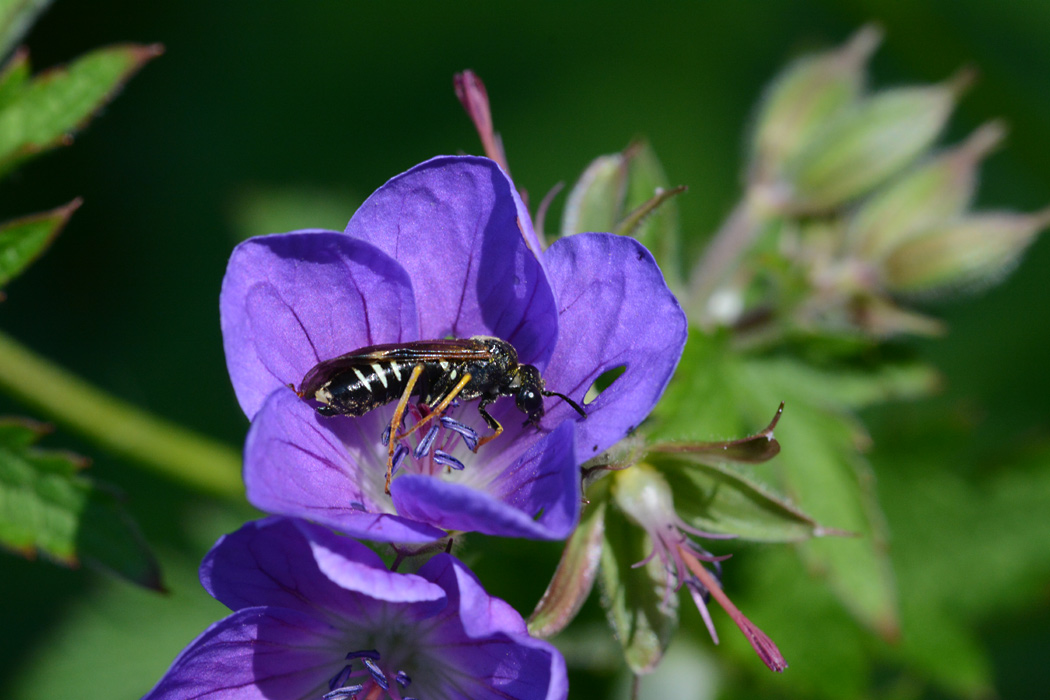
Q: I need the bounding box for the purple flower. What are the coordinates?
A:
[221,156,686,541]
[142,517,567,700]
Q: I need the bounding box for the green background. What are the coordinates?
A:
[2,2,1049,699]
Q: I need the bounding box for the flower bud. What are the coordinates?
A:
[749,25,881,185]
[848,121,1005,260]
[779,69,972,214]
[881,207,1050,295]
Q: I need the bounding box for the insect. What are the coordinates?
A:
[296,335,586,493]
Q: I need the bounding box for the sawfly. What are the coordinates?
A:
[297,335,586,493]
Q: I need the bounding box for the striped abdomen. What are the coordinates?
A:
[308,359,418,416]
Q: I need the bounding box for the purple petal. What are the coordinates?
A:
[201,518,445,620]
[542,233,686,459]
[142,606,341,700]
[244,389,446,543]
[390,422,579,540]
[416,555,569,700]
[345,156,558,367]
[220,230,418,418]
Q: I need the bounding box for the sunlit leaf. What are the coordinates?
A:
[0,418,163,590]
[0,42,162,177]
[0,198,79,290]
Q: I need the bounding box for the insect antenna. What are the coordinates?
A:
[543,390,586,417]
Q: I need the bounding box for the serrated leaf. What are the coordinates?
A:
[652,330,900,636]
[0,417,163,590]
[598,504,677,674]
[0,198,79,290]
[0,0,51,58]
[0,42,161,177]
[529,492,607,638]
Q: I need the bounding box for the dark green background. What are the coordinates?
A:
[2,2,1048,699]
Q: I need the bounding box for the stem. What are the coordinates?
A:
[0,329,243,499]
[685,194,766,324]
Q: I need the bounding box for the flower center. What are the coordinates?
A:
[383,403,480,483]
[324,649,418,700]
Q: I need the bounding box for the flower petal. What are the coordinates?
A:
[345,156,558,367]
[390,422,578,540]
[201,518,444,618]
[416,555,569,700]
[244,389,446,543]
[220,230,418,418]
[542,233,686,458]
[142,606,341,700]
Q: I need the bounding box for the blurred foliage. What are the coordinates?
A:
[0,2,1048,700]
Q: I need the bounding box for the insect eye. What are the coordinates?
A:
[516,387,543,418]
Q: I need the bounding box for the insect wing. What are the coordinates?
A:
[298,339,491,395]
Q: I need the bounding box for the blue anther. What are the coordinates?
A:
[433,450,465,471]
[391,444,409,476]
[396,670,412,688]
[345,649,380,661]
[414,424,440,458]
[381,426,392,446]
[328,664,353,691]
[440,416,479,451]
[323,684,364,700]
[362,657,389,690]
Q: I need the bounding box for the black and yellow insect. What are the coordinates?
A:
[297,335,586,493]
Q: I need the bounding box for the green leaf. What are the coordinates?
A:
[0,0,51,58]
[0,417,163,590]
[653,330,900,637]
[0,198,79,290]
[528,491,607,638]
[0,46,29,109]
[0,42,162,177]
[598,503,677,674]
[655,455,830,542]
[561,153,625,237]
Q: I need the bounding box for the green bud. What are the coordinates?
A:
[780,69,972,214]
[882,208,1050,295]
[749,25,880,184]
[561,141,685,284]
[848,121,1005,260]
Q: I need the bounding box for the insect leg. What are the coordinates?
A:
[386,363,425,494]
[474,398,504,449]
[395,373,473,445]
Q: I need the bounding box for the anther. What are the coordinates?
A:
[381,426,392,446]
[396,670,412,688]
[323,685,364,700]
[328,664,354,691]
[433,450,465,471]
[345,649,381,661]
[362,657,389,690]
[391,443,409,476]
[414,424,441,458]
[440,416,479,450]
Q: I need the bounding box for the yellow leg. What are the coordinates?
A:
[395,372,472,443]
[474,423,503,449]
[385,364,424,494]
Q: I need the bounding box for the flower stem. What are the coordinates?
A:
[0,329,243,499]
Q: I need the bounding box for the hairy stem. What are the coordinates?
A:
[0,329,243,499]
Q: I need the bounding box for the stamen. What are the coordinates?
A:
[328,664,354,691]
[345,650,381,661]
[440,416,479,450]
[362,657,389,690]
[323,685,364,700]
[396,670,412,688]
[391,444,409,476]
[433,450,465,471]
[414,424,441,458]
[381,426,392,447]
